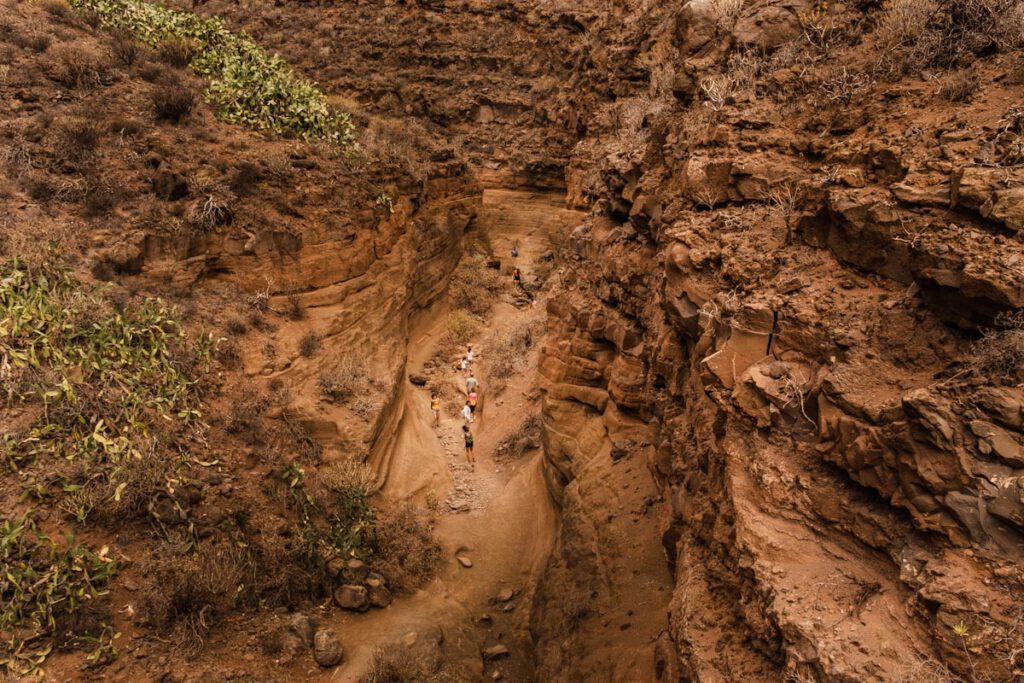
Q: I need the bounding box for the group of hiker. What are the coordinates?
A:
[428,345,481,466]
[425,243,528,468]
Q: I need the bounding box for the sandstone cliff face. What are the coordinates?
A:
[529,0,1024,680]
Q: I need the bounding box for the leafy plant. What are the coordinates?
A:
[67,0,355,145]
[0,512,117,674]
[0,260,211,486]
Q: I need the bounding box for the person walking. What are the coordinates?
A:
[463,424,475,466]
[466,373,478,394]
[466,346,474,370]
[511,244,519,258]
[513,267,522,289]
[462,400,473,424]
[430,392,441,427]
[459,356,468,375]
[468,389,478,419]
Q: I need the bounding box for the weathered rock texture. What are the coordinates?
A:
[527,0,1024,680]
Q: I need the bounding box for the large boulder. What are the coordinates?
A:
[333,584,370,612]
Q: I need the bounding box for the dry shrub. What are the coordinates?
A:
[226,389,270,442]
[486,311,544,390]
[216,336,242,368]
[319,357,367,404]
[708,0,744,30]
[285,293,305,320]
[157,36,197,68]
[969,311,1024,381]
[494,413,543,461]
[360,117,430,181]
[877,0,1024,74]
[186,175,235,232]
[51,118,103,163]
[39,0,72,20]
[110,30,141,66]
[82,175,119,215]
[298,331,320,357]
[821,66,875,105]
[143,543,254,654]
[264,151,294,181]
[152,82,195,122]
[10,30,52,53]
[360,646,458,683]
[2,132,36,177]
[226,316,248,335]
[371,503,440,593]
[995,105,1024,166]
[442,309,479,350]
[47,43,110,89]
[448,255,503,316]
[939,68,979,102]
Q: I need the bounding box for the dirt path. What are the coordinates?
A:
[312,189,574,681]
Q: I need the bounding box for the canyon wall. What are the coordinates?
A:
[529,0,1024,680]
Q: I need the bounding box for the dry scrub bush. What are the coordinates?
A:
[51,118,103,164]
[143,543,253,654]
[361,117,430,182]
[438,309,480,360]
[186,174,234,232]
[709,0,744,30]
[969,311,1024,381]
[319,357,367,404]
[370,503,441,593]
[821,66,875,105]
[494,413,543,461]
[360,646,458,683]
[448,255,503,316]
[152,82,195,122]
[876,0,1024,74]
[298,331,320,357]
[700,74,735,112]
[995,105,1024,166]
[47,43,110,89]
[938,68,980,102]
[110,30,141,65]
[9,30,51,53]
[157,36,197,68]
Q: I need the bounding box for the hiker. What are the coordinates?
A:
[459,356,468,374]
[468,389,478,418]
[511,244,519,258]
[513,268,522,289]
[463,425,475,466]
[462,400,473,424]
[466,345,474,368]
[430,392,441,427]
[466,373,478,394]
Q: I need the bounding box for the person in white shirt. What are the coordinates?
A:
[461,400,473,424]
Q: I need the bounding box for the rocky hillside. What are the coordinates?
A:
[529,0,1024,680]
[3,0,1024,680]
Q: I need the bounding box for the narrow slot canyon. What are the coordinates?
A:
[2,0,1024,681]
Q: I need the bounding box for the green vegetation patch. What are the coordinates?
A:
[0,513,117,674]
[68,0,355,145]
[0,260,211,474]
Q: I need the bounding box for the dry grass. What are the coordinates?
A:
[152,82,195,122]
[371,503,441,593]
[298,331,320,357]
[969,311,1024,382]
[143,543,254,654]
[319,357,368,404]
[360,645,458,683]
[46,43,110,89]
[876,0,1024,75]
[448,255,503,316]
